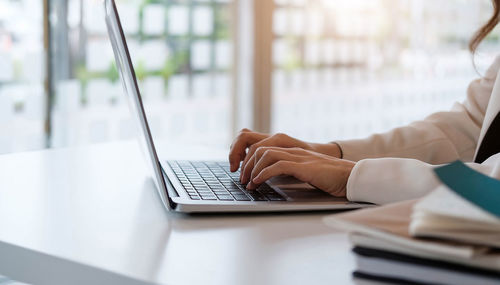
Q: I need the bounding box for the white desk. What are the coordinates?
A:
[0,141,357,285]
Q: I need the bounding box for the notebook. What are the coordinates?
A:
[409,161,500,248]
[352,246,500,285]
[324,200,500,271]
[410,187,500,248]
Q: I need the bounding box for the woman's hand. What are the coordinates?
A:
[246,147,355,197]
[228,129,342,179]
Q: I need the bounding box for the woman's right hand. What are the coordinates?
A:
[228,128,342,184]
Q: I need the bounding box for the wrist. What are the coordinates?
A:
[339,160,355,197]
[309,142,342,158]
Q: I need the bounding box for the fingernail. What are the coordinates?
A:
[246,182,255,190]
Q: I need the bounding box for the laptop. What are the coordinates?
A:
[104,0,370,213]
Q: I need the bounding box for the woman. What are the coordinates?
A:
[228,1,500,205]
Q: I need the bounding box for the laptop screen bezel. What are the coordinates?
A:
[104,0,174,210]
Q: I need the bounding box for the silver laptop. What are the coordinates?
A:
[104,0,370,213]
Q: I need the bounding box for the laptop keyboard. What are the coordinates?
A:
[168,161,286,202]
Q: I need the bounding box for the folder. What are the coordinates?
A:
[324,200,500,284]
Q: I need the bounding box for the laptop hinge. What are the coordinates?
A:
[161,166,179,210]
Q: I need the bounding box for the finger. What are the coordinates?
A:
[251,161,303,187]
[241,136,311,173]
[242,146,314,184]
[241,146,285,184]
[228,130,267,172]
[229,129,268,171]
[240,135,279,172]
[240,146,265,184]
[249,150,303,186]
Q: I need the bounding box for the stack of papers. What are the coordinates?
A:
[410,187,500,248]
[324,161,500,285]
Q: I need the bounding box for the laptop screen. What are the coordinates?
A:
[104,0,172,210]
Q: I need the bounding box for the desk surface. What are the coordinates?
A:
[0,141,357,285]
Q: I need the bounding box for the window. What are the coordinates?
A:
[0,0,46,153]
[271,0,497,142]
[0,0,498,155]
[50,0,234,149]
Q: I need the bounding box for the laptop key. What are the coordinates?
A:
[257,186,275,193]
[247,191,268,201]
[200,195,217,200]
[196,190,211,194]
[228,188,243,193]
[213,189,229,193]
[216,195,234,201]
[194,186,209,190]
[209,184,225,189]
[233,194,251,201]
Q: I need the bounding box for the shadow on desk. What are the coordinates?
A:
[126,178,355,285]
[140,177,352,239]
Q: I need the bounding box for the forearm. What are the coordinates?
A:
[309,142,343,158]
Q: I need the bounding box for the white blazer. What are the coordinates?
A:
[337,56,500,205]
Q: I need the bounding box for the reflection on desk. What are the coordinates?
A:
[0,141,356,285]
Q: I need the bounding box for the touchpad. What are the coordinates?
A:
[267,176,340,201]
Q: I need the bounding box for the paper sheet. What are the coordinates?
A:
[434,160,500,219]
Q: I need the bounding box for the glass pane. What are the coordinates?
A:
[51,0,234,149]
[0,0,46,154]
[271,0,497,142]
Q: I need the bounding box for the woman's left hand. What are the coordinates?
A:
[246,147,356,197]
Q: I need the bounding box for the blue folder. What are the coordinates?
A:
[434,160,500,218]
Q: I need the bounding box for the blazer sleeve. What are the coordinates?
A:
[337,56,500,204]
[346,154,500,205]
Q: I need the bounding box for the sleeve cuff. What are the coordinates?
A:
[345,158,441,205]
[346,159,364,202]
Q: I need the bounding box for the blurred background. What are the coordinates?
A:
[0,0,499,155]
